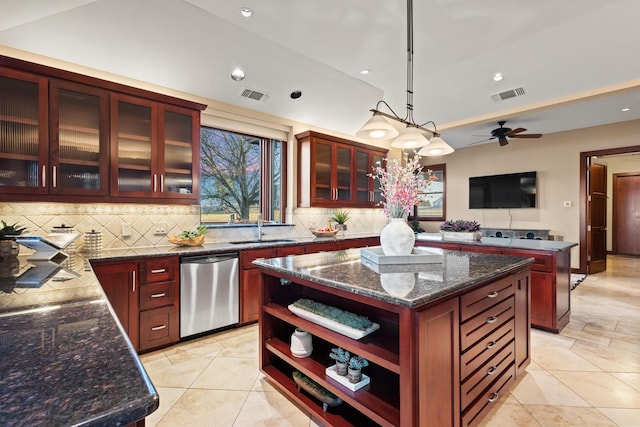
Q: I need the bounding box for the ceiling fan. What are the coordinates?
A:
[471,121,543,146]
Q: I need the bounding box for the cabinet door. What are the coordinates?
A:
[311,139,332,203]
[159,104,199,200]
[91,260,139,349]
[241,268,261,324]
[515,271,531,377]
[530,271,554,329]
[335,143,352,202]
[0,67,48,194]
[110,94,158,197]
[49,80,109,195]
[355,149,385,206]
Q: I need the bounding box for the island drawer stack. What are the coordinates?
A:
[459,276,517,427]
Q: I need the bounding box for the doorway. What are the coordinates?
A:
[579,145,640,274]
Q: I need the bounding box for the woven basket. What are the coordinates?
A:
[168,235,205,246]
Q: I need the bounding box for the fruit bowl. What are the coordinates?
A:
[311,229,339,238]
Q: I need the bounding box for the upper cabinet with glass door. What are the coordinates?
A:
[159,105,199,199]
[0,67,48,194]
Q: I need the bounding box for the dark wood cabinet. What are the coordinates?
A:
[296,131,387,208]
[0,55,205,204]
[91,255,179,352]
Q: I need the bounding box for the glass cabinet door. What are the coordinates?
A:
[50,81,109,195]
[312,140,332,202]
[355,150,370,203]
[371,152,385,204]
[161,106,197,197]
[0,69,48,193]
[335,144,352,201]
[111,95,157,195]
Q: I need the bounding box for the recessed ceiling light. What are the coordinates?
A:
[493,72,503,82]
[240,7,253,18]
[290,90,302,99]
[359,69,371,75]
[621,107,631,112]
[231,68,245,81]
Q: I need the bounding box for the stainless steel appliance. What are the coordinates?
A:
[180,253,239,338]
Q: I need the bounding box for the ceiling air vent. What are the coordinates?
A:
[490,86,526,103]
[241,88,270,102]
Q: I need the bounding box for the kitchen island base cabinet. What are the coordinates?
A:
[258,265,530,426]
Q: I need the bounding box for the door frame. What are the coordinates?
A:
[579,144,640,274]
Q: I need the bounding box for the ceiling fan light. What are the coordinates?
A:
[390,126,430,149]
[418,135,454,156]
[356,113,399,140]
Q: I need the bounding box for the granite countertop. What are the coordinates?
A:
[416,234,578,252]
[253,247,534,308]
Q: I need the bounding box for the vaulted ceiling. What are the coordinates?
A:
[1,0,639,149]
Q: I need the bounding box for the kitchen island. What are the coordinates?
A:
[254,248,534,427]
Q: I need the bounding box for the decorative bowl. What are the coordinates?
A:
[311,229,339,238]
[168,235,205,246]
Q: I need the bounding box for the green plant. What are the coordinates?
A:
[330,209,350,225]
[329,347,350,363]
[292,371,338,399]
[292,299,373,331]
[0,220,27,239]
[409,218,424,233]
[177,225,207,239]
[348,355,369,370]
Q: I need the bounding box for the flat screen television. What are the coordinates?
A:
[469,171,537,209]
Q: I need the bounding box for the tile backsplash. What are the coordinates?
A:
[0,203,387,251]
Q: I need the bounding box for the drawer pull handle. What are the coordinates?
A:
[151,268,167,274]
[487,392,499,403]
[487,291,499,298]
[486,316,498,324]
[151,325,167,331]
[486,340,497,349]
[150,293,166,298]
[487,366,498,375]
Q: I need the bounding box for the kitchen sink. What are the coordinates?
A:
[229,239,297,245]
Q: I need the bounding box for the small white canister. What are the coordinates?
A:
[290,328,313,358]
[84,230,103,253]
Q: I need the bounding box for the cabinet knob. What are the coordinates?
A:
[487,291,499,298]
[486,366,498,375]
[487,392,499,403]
[486,316,498,324]
[486,340,497,350]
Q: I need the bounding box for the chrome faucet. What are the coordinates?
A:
[256,214,263,241]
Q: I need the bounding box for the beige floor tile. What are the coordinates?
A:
[611,373,640,393]
[478,402,541,427]
[551,371,640,408]
[147,357,213,388]
[532,346,601,372]
[191,356,260,390]
[155,389,248,427]
[232,391,311,426]
[252,374,279,392]
[597,408,640,427]
[510,370,590,407]
[523,404,616,426]
[145,387,187,427]
[218,336,258,358]
[571,341,640,373]
[531,329,575,349]
[610,338,640,355]
[526,360,545,371]
[139,352,174,373]
[617,321,640,339]
[163,338,224,364]
[561,327,613,347]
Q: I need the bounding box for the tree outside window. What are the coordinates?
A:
[200,127,284,223]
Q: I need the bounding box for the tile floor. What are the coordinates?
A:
[139,255,640,426]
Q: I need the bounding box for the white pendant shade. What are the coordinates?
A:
[390,126,430,149]
[417,135,454,156]
[356,114,399,140]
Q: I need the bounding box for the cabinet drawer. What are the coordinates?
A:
[461,341,515,409]
[139,305,178,351]
[503,249,552,272]
[461,319,515,382]
[139,256,178,284]
[461,276,515,322]
[139,281,175,311]
[461,297,515,350]
[241,248,276,269]
[462,363,516,427]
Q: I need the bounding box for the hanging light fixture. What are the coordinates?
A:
[356,0,454,155]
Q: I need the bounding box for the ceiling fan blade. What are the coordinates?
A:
[511,133,542,138]
[469,137,494,145]
[498,135,509,146]
[505,127,526,136]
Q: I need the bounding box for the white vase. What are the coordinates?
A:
[380,218,415,256]
[380,272,415,297]
[290,328,313,358]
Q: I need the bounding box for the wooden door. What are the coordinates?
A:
[587,162,607,274]
[613,172,640,255]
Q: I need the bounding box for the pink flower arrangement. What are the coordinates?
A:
[370,152,437,218]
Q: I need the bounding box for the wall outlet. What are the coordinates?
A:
[121,223,132,237]
[154,223,167,235]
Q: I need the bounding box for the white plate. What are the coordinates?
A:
[288,304,379,340]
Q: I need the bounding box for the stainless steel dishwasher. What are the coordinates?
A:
[180,253,239,338]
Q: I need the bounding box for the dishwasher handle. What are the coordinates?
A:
[181,254,238,264]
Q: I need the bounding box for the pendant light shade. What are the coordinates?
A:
[390,126,430,149]
[356,113,399,139]
[417,135,454,156]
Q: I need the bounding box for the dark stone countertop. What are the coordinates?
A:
[416,234,578,252]
[253,247,534,308]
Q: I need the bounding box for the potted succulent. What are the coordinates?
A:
[0,220,27,258]
[440,219,482,241]
[347,355,369,384]
[329,347,350,376]
[330,209,350,231]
